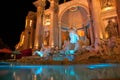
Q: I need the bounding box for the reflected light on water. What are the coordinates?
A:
[87,63,116,69]
[0,62,120,80]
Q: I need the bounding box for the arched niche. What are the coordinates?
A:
[59,5,90,44]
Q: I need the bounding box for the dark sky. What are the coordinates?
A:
[0,0,36,50]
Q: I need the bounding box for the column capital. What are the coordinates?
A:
[33,0,46,16]
[27,11,36,20]
[49,0,59,13]
[33,0,46,8]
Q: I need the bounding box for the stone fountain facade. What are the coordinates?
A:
[15,0,120,52]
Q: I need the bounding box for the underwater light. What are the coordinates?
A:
[87,63,116,69]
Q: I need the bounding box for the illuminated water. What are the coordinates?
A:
[0,62,120,80]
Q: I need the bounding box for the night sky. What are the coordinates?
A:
[0,0,69,50]
[0,0,36,50]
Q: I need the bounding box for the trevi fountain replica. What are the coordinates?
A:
[12,0,120,64]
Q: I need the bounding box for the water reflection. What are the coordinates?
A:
[0,63,120,80]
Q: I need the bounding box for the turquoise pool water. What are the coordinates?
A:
[0,62,120,80]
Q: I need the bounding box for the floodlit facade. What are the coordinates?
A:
[15,0,120,51]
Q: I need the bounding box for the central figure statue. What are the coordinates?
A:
[68,27,80,52]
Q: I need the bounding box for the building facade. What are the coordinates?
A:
[15,0,120,51]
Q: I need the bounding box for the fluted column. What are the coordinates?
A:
[33,0,46,49]
[49,0,59,48]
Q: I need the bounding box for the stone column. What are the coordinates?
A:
[49,0,59,48]
[87,0,95,45]
[23,28,30,50]
[115,0,120,36]
[33,0,46,49]
[90,0,102,43]
[58,21,62,49]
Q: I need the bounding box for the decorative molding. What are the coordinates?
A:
[69,6,78,12]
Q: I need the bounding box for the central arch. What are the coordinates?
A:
[58,4,90,47]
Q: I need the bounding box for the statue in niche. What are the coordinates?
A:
[43,27,50,46]
[100,0,114,9]
[105,19,118,38]
[61,20,91,52]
